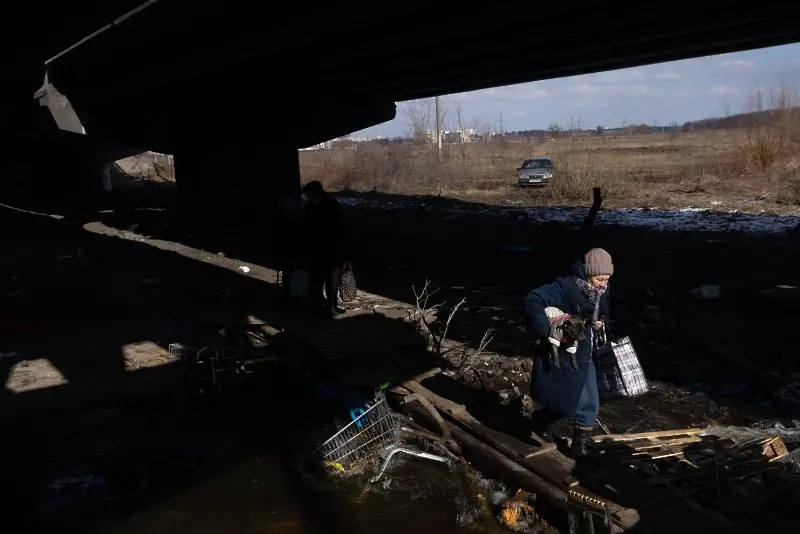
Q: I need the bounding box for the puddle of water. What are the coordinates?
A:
[97,448,513,534]
[36,374,517,534]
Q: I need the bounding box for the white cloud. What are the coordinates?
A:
[568,84,601,96]
[579,69,649,84]
[570,99,612,108]
[651,69,683,80]
[517,88,550,100]
[481,85,550,100]
[707,85,740,96]
[614,84,649,97]
[720,59,756,69]
[568,83,648,97]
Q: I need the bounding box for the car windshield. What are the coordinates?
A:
[521,159,553,169]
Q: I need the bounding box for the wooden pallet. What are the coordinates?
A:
[592,428,709,463]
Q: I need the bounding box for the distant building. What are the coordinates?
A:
[424,128,480,144]
[299,141,333,151]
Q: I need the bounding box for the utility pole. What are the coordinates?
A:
[435,95,442,162]
[499,113,505,136]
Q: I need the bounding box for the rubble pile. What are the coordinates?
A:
[593,427,800,531]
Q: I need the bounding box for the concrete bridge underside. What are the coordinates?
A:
[7,1,800,225]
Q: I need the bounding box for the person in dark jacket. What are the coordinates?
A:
[301,180,350,318]
[524,248,613,458]
[273,197,302,299]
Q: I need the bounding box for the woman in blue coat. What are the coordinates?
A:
[524,248,613,458]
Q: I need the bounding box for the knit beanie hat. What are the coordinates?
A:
[583,248,614,277]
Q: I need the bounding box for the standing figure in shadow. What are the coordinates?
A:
[274,197,303,300]
[524,248,613,458]
[301,181,351,318]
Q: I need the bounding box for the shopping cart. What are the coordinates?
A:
[314,388,456,483]
[169,342,283,395]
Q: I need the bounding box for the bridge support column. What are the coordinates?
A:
[174,143,301,237]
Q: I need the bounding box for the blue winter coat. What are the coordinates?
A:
[524,261,610,421]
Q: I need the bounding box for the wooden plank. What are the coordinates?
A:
[617,450,692,463]
[447,425,569,510]
[406,367,444,382]
[593,428,704,443]
[597,436,703,452]
[736,436,789,461]
[397,378,556,459]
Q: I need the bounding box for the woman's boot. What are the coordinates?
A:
[570,425,593,458]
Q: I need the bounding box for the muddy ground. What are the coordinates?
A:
[2,184,800,533]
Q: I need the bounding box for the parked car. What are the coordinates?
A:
[517,158,554,187]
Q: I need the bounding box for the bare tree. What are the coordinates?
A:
[741,85,797,170]
[402,99,433,144]
[402,98,448,146]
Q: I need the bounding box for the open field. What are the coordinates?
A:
[299,129,800,214]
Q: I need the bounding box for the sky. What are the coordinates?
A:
[354,43,800,138]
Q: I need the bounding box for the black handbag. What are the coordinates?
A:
[338,261,358,302]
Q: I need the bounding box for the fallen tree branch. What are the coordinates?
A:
[408,279,466,358]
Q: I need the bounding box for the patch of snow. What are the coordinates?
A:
[702,421,800,445]
[336,196,800,235]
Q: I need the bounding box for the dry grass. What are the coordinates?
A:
[300,130,800,212]
[301,90,800,212]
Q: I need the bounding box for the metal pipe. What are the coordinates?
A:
[369,445,452,483]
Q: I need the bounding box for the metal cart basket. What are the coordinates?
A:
[314,389,454,483]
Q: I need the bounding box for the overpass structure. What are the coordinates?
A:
[6,1,800,226]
